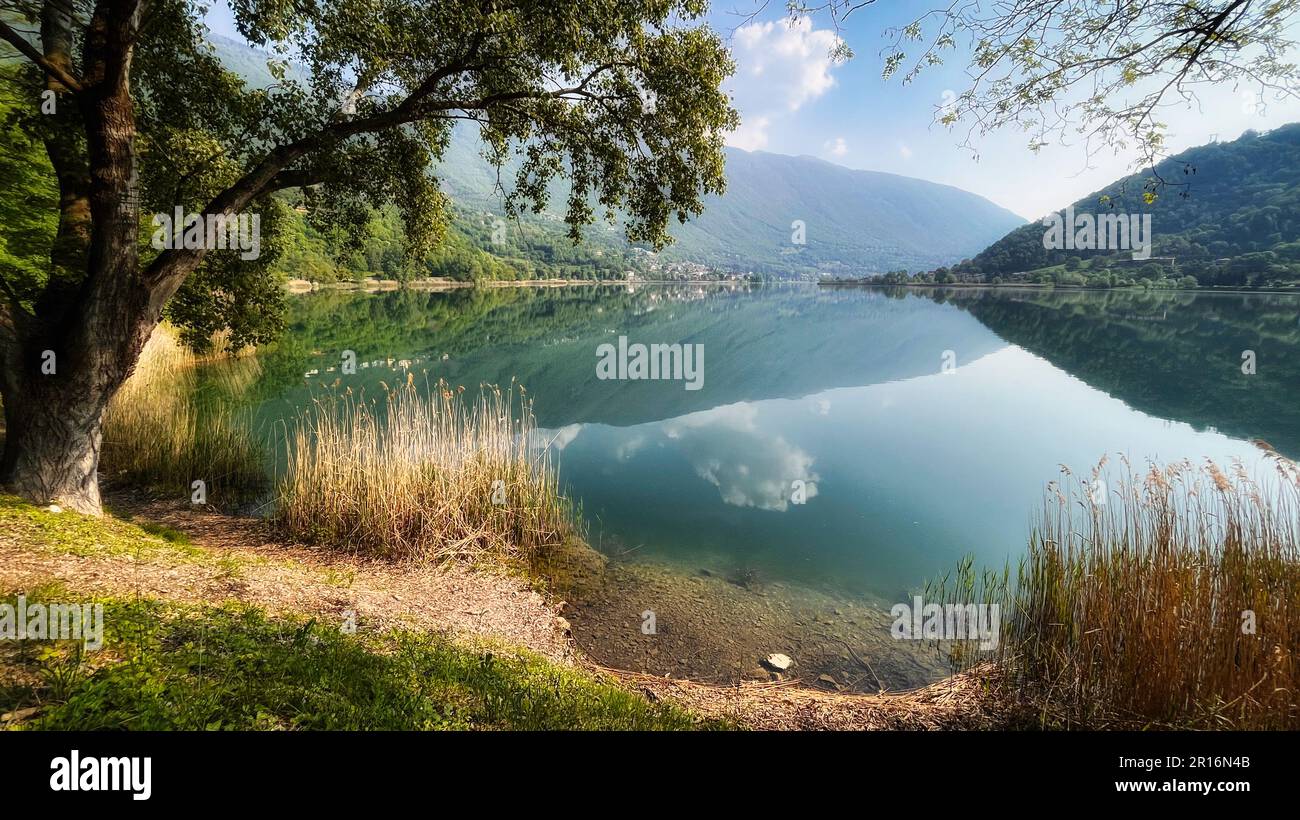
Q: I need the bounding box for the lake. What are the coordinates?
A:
[231,283,1300,688]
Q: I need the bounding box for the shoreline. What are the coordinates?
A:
[284,276,1300,296]
[283,277,753,293]
[546,542,949,693]
[817,280,1300,295]
[0,491,997,729]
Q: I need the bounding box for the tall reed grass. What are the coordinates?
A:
[273,377,574,563]
[932,451,1299,729]
[101,325,267,507]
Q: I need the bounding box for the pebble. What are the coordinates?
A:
[763,652,794,671]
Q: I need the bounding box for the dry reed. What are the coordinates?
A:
[101,325,267,506]
[273,377,574,563]
[933,450,1299,729]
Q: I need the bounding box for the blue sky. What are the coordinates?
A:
[205,1,1300,221]
[708,1,1300,220]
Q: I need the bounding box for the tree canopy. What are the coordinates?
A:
[0,0,737,512]
[0,0,737,347]
[796,0,1300,174]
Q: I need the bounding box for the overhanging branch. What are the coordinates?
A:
[0,18,84,92]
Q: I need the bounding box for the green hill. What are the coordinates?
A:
[958,125,1300,288]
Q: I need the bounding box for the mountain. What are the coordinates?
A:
[206,34,304,84]
[208,34,1024,278]
[432,135,1026,277]
[656,148,1025,276]
[957,124,1300,287]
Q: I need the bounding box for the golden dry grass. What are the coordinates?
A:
[273,377,575,564]
[936,450,1300,729]
[1014,451,1299,728]
[100,325,266,507]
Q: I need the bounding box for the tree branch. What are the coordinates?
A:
[0,17,83,92]
[141,51,634,292]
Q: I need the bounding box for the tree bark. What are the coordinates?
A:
[38,0,94,317]
[0,372,108,514]
[0,0,146,516]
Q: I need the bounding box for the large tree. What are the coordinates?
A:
[0,0,737,514]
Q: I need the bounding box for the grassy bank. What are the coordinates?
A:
[0,500,716,731]
[0,494,202,561]
[932,453,1300,729]
[0,589,707,731]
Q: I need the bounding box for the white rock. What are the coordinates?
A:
[46,504,63,514]
[763,653,793,671]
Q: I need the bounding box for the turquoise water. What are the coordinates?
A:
[242,284,1300,600]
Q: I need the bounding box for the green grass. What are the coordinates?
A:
[135,521,195,547]
[0,592,718,731]
[0,497,720,730]
[0,494,204,561]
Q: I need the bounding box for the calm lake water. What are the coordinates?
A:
[227,284,1299,683]
[244,285,1299,591]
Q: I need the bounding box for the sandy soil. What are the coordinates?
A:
[1,493,571,662]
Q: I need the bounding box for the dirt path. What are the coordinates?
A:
[1,493,572,663]
[0,494,1011,730]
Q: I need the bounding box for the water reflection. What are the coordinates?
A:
[250,284,1300,600]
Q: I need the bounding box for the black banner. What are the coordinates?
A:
[0,730,1287,807]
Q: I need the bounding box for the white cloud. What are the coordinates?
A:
[732,18,841,111]
[725,18,843,151]
[614,434,648,462]
[528,423,583,452]
[663,404,819,512]
[824,137,848,158]
[898,141,913,160]
[729,115,771,151]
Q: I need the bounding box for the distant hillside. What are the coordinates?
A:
[210,34,1024,279]
[959,125,1300,288]
[434,136,1025,277]
[657,148,1024,276]
[207,34,304,85]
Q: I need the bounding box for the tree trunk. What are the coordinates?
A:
[0,0,293,516]
[0,375,108,515]
[0,0,153,516]
[39,0,93,297]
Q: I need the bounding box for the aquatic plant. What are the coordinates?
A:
[932,451,1300,729]
[274,377,574,563]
